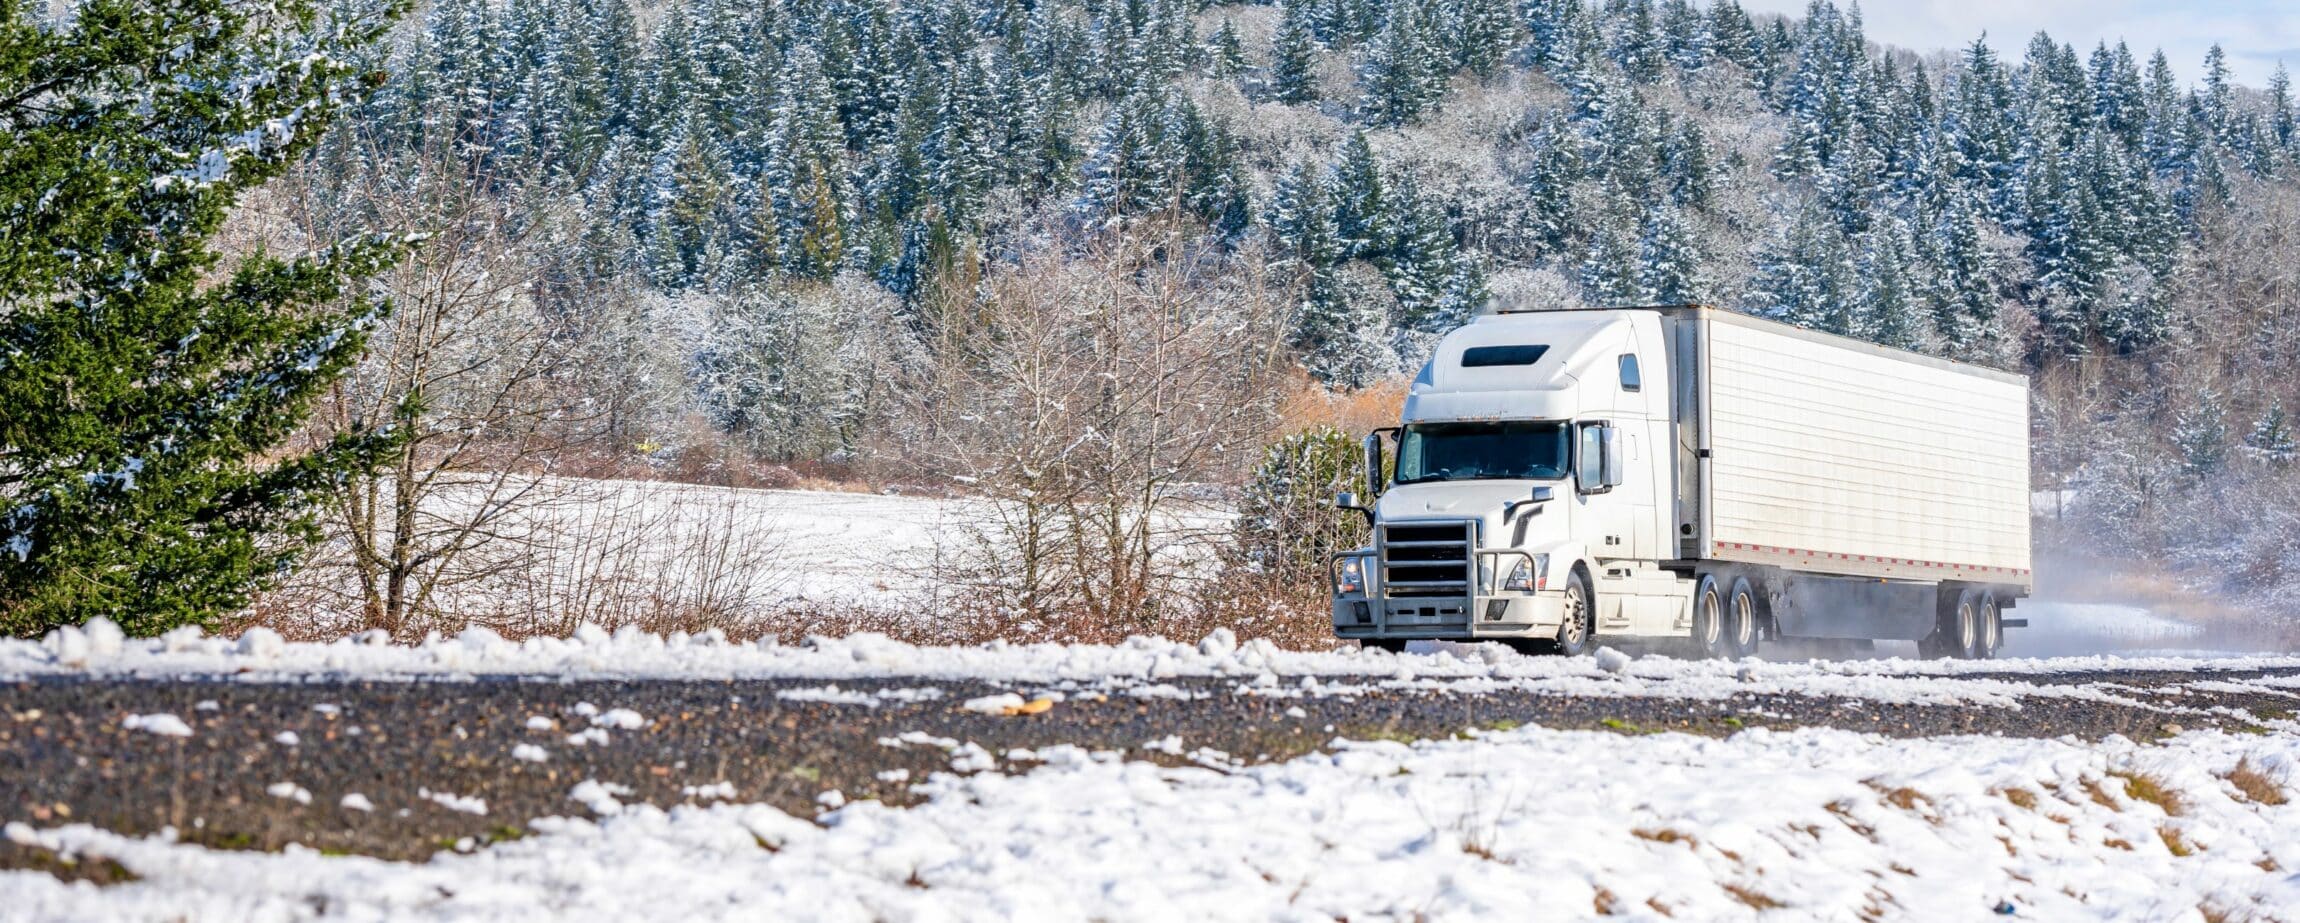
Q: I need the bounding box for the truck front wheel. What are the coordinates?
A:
[1554,568,1597,657]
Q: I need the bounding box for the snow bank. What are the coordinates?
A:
[11,727,2300,921]
[17,617,2300,707]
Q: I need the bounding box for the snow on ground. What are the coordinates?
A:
[12,726,2300,921]
[15,617,2300,711]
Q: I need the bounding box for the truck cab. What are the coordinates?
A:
[1331,306,2032,659]
[1332,310,1671,655]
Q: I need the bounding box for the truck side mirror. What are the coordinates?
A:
[1361,432,1386,499]
[1577,423,1622,494]
[1333,491,1359,510]
[1600,426,1623,489]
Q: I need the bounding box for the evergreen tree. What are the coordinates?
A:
[1948,37,2019,217]
[2244,405,2298,468]
[2269,64,2296,153]
[2199,44,2235,144]
[1579,207,1644,306]
[1291,268,1396,388]
[1269,0,1321,104]
[1608,0,1664,82]
[2173,390,2229,482]
[1748,207,1859,333]
[1266,159,1341,269]
[1452,0,1516,77]
[1361,0,1445,125]
[1858,219,1926,349]
[1517,114,1582,258]
[1330,133,1388,259]
[1206,18,1246,79]
[0,0,408,634]
[1636,203,1704,304]
[1930,193,2004,359]
[1379,170,1460,328]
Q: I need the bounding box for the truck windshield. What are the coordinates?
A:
[1394,421,1570,485]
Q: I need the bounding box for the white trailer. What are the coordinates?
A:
[1330,305,2031,659]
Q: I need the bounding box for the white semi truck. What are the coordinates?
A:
[1330,305,2032,659]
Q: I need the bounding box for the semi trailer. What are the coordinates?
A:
[1329,305,2032,659]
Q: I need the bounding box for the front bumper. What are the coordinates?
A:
[1331,591,1567,640]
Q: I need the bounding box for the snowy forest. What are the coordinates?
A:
[14,0,2300,640]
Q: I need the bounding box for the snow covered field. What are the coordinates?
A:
[14,724,2300,921]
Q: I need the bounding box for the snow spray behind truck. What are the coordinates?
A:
[1330,305,2032,659]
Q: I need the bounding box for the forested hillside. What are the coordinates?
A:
[273,0,2300,628]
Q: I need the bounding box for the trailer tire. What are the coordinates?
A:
[1922,588,1983,660]
[1692,574,1731,659]
[1727,576,1762,659]
[1554,568,1597,657]
[1976,592,2002,660]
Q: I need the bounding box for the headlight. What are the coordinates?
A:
[1336,556,1367,595]
[1502,554,1549,592]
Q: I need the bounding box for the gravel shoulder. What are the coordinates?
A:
[8,665,2300,871]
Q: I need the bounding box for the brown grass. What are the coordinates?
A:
[2111,771,2187,815]
[2001,788,2039,810]
[1632,828,1694,846]
[1825,801,1878,840]
[2225,759,2289,805]
[1878,786,1931,813]
[2159,826,2197,857]
[1592,886,1622,916]
[1721,883,1786,910]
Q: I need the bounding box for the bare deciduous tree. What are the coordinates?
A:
[900,222,1290,641]
[282,137,613,638]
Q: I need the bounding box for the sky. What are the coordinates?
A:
[1738,0,2299,89]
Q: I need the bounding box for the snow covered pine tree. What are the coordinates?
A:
[0,0,406,636]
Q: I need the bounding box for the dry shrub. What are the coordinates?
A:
[2226,759,2290,805]
[2111,771,2186,815]
[1272,371,1409,438]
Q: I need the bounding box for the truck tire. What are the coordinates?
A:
[1976,591,2002,659]
[1921,588,1983,660]
[1727,576,1762,659]
[1692,574,1731,659]
[1554,568,1597,657]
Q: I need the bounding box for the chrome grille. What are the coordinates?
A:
[1379,521,1474,598]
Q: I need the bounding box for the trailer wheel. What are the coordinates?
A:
[1976,592,2002,659]
[1554,568,1597,657]
[1922,588,1983,660]
[1692,574,1731,659]
[1727,576,1762,658]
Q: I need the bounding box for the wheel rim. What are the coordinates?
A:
[1733,593,1755,647]
[1699,589,1721,645]
[1981,601,2000,655]
[1957,601,1977,655]
[1561,585,1587,646]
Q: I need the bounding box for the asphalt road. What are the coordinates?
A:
[5,667,2298,875]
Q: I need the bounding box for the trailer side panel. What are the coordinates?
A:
[1701,313,2031,588]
